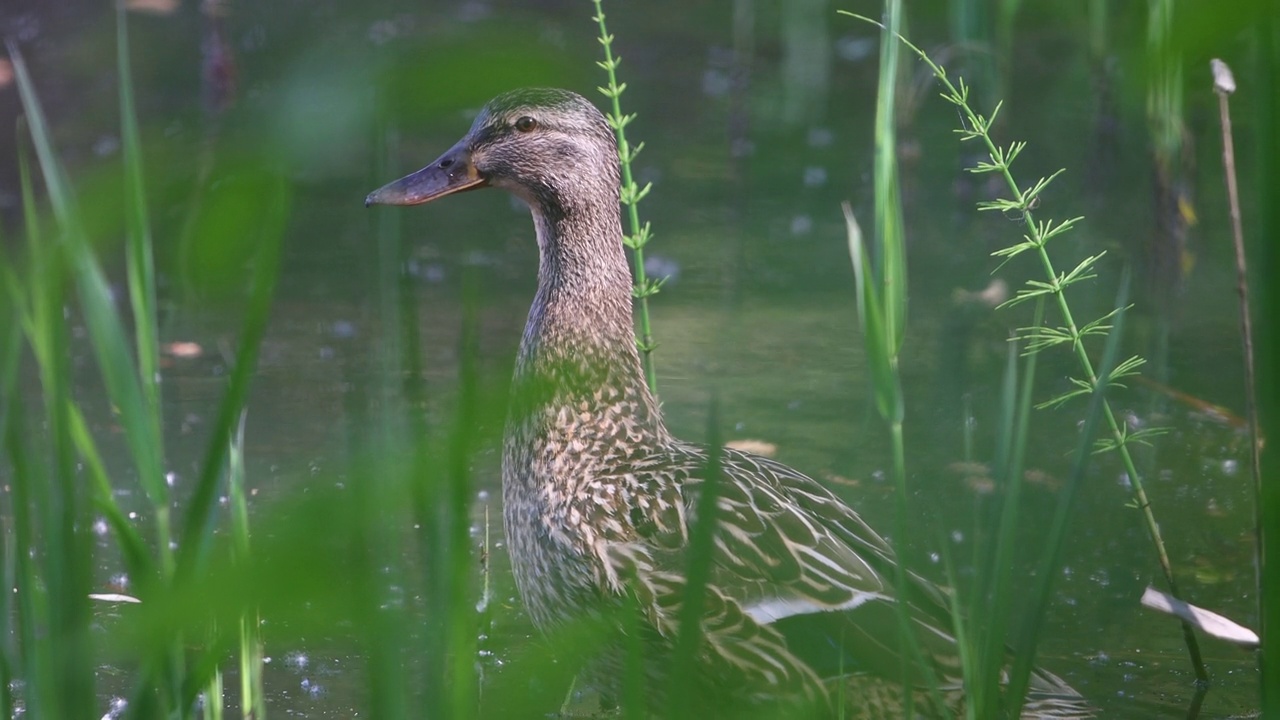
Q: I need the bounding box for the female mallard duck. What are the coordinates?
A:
[367,88,1091,718]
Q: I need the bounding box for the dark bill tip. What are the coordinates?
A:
[364,141,485,208]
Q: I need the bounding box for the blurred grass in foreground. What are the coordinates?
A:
[1,2,1271,718]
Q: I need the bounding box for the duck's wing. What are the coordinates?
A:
[605,444,1092,716]
[618,444,962,686]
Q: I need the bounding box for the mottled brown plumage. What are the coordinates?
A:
[367,88,1092,718]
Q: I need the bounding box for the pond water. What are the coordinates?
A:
[0,0,1261,717]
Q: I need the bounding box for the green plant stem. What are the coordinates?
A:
[1008,274,1131,713]
[886,418,915,715]
[591,0,658,392]
[117,1,173,579]
[1005,156,1208,683]
[840,8,1207,684]
[946,35,1206,683]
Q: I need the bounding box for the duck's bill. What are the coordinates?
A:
[364,142,485,207]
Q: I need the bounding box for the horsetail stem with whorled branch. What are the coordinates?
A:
[591,0,662,393]
[839,10,1208,683]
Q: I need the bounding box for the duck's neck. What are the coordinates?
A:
[511,198,664,438]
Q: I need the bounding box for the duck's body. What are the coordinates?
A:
[367,88,1091,718]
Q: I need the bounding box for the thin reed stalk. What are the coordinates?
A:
[1210,58,1262,620]
[590,0,661,392]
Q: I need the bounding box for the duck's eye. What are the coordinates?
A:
[514,116,538,133]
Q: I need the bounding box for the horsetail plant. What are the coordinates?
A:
[840,12,1209,682]
[591,0,661,393]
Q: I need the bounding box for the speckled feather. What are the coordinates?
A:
[403,88,1092,718]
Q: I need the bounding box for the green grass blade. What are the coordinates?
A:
[446,293,481,720]
[1007,270,1131,711]
[176,176,289,581]
[115,6,170,565]
[3,400,55,718]
[874,0,908,354]
[977,300,1043,713]
[843,204,902,424]
[9,42,168,507]
[667,397,723,719]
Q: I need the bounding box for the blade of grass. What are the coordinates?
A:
[117,3,173,575]
[976,299,1043,714]
[3,398,56,718]
[10,41,169,525]
[176,176,288,582]
[446,283,481,720]
[10,57,97,719]
[1007,270,1132,712]
[874,0,907,354]
[964,328,1020,717]
[667,397,723,719]
[227,409,265,718]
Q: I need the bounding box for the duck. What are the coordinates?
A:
[366,87,1092,718]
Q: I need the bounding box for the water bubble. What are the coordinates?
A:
[93,135,121,158]
[789,214,813,236]
[702,68,731,98]
[802,166,828,188]
[807,127,834,148]
[286,651,309,671]
[644,255,681,285]
[331,320,357,339]
[835,35,877,62]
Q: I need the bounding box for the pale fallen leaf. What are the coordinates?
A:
[1140,586,1257,648]
[126,0,180,14]
[163,341,203,358]
[824,473,860,488]
[89,593,142,604]
[725,439,777,458]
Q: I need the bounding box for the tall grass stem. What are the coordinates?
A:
[1210,60,1262,637]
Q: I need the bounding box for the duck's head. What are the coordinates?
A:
[365,88,619,214]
